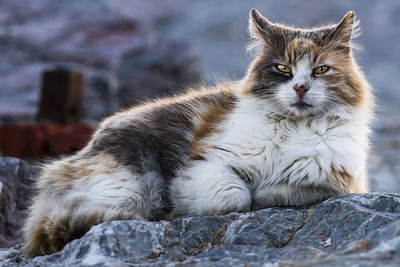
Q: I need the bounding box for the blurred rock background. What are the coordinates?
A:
[0,0,399,192]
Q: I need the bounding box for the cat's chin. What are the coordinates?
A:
[288,101,316,115]
[284,103,322,118]
[290,102,313,110]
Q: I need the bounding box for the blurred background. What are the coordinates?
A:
[0,0,399,192]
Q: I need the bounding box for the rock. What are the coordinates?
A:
[0,193,399,266]
[0,158,37,248]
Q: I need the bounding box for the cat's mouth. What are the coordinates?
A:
[291,102,313,110]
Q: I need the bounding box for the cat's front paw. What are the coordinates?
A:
[206,184,252,214]
[170,164,252,216]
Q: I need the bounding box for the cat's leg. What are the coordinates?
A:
[23,153,163,256]
[170,161,252,217]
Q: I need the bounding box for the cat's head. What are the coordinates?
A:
[244,9,372,117]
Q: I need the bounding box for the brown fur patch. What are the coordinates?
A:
[285,38,318,65]
[23,218,52,257]
[329,165,366,193]
[188,86,237,160]
[38,153,121,195]
[77,153,121,185]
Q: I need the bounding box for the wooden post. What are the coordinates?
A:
[36,69,83,124]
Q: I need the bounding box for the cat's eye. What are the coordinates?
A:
[314,66,330,74]
[275,64,292,73]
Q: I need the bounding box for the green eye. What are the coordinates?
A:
[276,64,291,73]
[314,66,330,74]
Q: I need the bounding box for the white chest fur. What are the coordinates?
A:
[171,96,370,216]
[208,97,369,189]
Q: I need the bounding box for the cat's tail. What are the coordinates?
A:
[22,199,98,257]
[23,198,137,257]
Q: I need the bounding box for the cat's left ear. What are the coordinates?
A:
[329,11,360,50]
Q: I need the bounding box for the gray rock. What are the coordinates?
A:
[0,193,399,266]
[0,158,37,248]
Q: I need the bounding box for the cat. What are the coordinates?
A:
[23,8,374,256]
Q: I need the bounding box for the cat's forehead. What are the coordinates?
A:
[279,30,333,65]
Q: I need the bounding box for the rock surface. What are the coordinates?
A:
[0,158,37,248]
[0,193,399,266]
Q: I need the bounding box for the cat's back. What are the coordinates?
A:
[84,84,238,178]
[23,84,238,256]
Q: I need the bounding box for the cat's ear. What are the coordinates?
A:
[248,8,273,40]
[248,8,283,51]
[329,11,360,51]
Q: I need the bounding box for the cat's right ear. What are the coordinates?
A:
[248,9,281,52]
[328,11,360,53]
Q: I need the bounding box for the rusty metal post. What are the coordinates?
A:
[37,68,83,124]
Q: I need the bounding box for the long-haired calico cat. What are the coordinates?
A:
[24,9,373,256]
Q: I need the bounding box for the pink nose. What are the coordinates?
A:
[293,84,309,99]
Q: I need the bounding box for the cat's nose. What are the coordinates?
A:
[293,83,310,99]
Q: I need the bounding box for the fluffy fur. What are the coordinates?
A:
[23,9,373,256]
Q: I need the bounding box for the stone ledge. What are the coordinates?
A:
[1,193,399,266]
